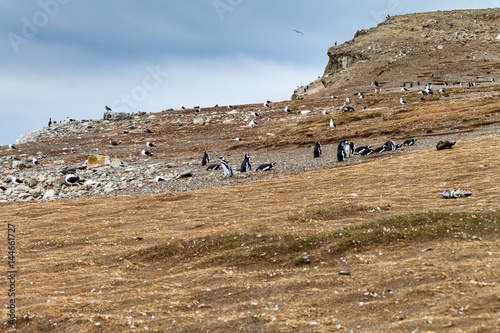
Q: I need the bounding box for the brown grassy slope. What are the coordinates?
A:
[2,132,499,332]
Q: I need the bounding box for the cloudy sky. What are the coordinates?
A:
[1,0,497,145]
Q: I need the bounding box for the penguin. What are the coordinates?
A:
[372,144,387,153]
[219,156,233,177]
[329,119,336,128]
[206,164,221,171]
[337,140,350,162]
[314,141,322,158]
[202,151,210,166]
[384,140,397,151]
[146,142,156,148]
[240,153,252,172]
[256,162,276,172]
[403,138,417,146]
[142,150,153,156]
[355,145,372,155]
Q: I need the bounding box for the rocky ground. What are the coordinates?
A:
[1,80,499,204]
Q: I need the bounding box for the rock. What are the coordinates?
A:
[15,185,30,193]
[43,189,57,200]
[103,111,131,121]
[110,158,126,168]
[12,160,27,168]
[166,163,176,168]
[86,155,111,169]
[177,169,193,178]
[26,179,38,187]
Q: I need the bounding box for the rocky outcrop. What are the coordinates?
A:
[292,8,500,99]
[103,111,131,121]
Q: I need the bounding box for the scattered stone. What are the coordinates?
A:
[177,169,193,178]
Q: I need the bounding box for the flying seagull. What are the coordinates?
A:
[292,29,303,34]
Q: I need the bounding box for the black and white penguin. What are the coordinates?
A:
[65,174,85,185]
[248,120,258,128]
[48,118,52,127]
[240,153,252,172]
[349,142,356,156]
[385,140,397,151]
[314,141,322,158]
[146,142,156,148]
[71,147,76,153]
[202,151,210,166]
[0,185,7,191]
[9,144,17,150]
[400,97,409,105]
[329,119,336,128]
[206,164,221,171]
[219,156,233,177]
[284,106,291,113]
[251,112,261,118]
[337,140,350,162]
[403,138,417,146]
[372,144,387,153]
[256,162,276,172]
[359,146,374,155]
[32,158,42,166]
[355,145,372,155]
[142,150,153,157]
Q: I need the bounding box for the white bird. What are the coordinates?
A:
[284,106,291,112]
[358,92,364,99]
[146,142,156,148]
[248,120,258,128]
[9,144,17,149]
[32,158,42,166]
[251,112,261,118]
[234,137,242,141]
[345,97,351,103]
[329,119,336,128]
[400,97,409,105]
[70,147,76,153]
[142,150,153,157]
[401,87,409,91]
[322,110,329,115]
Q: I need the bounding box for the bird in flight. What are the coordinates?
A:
[292,29,303,34]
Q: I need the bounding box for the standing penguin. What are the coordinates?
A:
[240,153,252,172]
[202,151,210,166]
[314,141,322,158]
[219,156,233,177]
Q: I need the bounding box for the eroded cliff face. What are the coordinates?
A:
[292,8,500,100]
[324,49,369,76]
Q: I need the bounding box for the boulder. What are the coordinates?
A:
[86,155,110,169]
[43,189,57,200]
[103,111,131,121]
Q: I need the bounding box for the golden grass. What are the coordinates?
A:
[2,132,499,332]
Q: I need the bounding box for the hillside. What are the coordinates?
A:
[292,8,500,99]
[1,8,499,333]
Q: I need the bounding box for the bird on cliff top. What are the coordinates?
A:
[105,106,112,111]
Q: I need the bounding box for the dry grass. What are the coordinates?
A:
[2,130,499,332]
